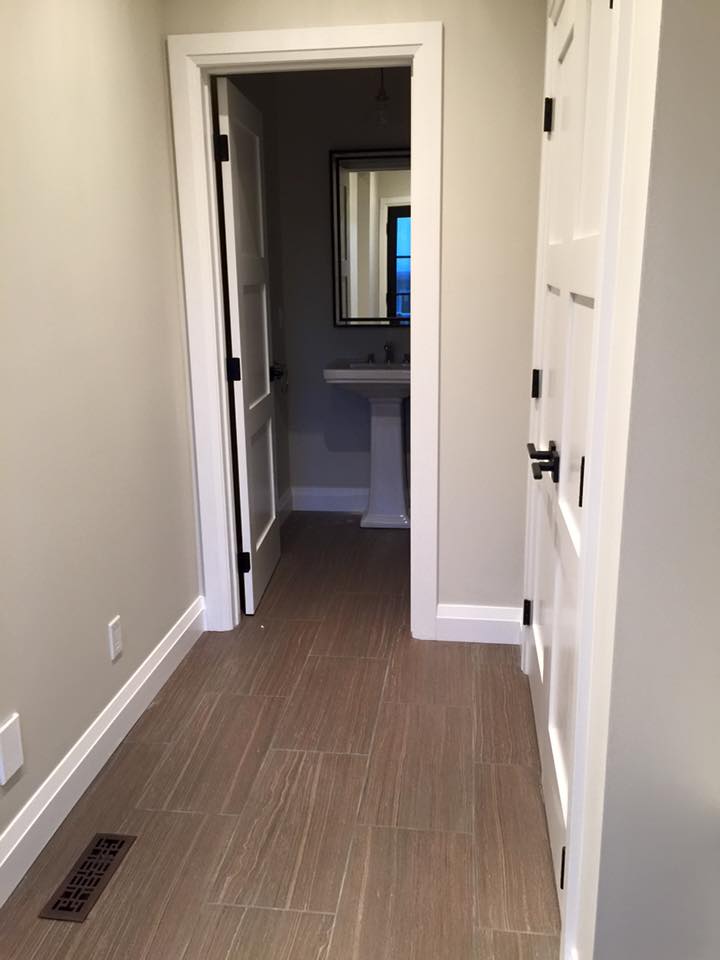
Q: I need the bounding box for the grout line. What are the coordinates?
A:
[474,760,543,769]
[380,696,475,708]
[196,615,326,873]
[311,652,392,662]
[477,925,561,939]
[471,669,479,936]
[303,653,390,663]
[284,754,324,909]
[265,636,318,747]
[331,591,408,601]
[142,808,231,954]
[133,805,243,818]
[268,747,370,758]
[324,599,395,958]
[205,901,336,918]
[130,740,175,816]
[349,822,474,838]
[356,822,473,837]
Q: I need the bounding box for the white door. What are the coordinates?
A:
[217,78,281,615]
[524,0,615,912]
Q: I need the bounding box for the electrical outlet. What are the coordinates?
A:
[0,713,24,785]
[108,615,123,662]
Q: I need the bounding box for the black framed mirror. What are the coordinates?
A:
[330,149,411,326]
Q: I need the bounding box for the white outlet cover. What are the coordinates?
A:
[108,615,123,662]
[0,713,24,786]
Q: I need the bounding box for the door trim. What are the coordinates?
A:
[167,23,443,636]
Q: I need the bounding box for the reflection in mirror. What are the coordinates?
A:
[331,149,410,326]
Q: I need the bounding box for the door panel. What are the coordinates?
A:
[217,78,281,615]
[240,284,270,407]
[531,491,556,683]
[577,1,615,236]
[538,286,567,447]
[249,420,275,543]
[547,520,579,820]
[524,0,615,915]
[230,122,264,258]
[560,296,594,539]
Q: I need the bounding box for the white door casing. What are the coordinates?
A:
[167,24,442,637]
[216,78,281,614]
[524,0,615,916]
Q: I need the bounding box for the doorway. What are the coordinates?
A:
[167,23,442,638]
[212,67,413,616]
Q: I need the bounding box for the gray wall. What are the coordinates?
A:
[234,69,411,497]
[0,0,199,835]
[594,2,720,956]
[166,0,546,608]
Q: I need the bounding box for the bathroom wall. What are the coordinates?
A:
[234,69,412,503]
[166,0,545,609]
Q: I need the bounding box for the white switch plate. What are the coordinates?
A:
[0,713,24,786]
[108,615,123,662]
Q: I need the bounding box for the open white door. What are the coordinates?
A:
[217,78,281,615]
[523,0,615,913]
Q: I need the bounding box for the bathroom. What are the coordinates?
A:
[219,66,413,611]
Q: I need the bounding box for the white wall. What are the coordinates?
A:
[0,0,199,835]
[593,2,720,956]
[235,69,411,496]
[167,0,546,607]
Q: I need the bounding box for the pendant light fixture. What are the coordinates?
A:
[374,68,390,127]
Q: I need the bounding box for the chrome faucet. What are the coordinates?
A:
[383,342,394,364]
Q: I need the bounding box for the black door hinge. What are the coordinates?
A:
[543,97,555,134]
[609,0,614,9]
[214,133,229,163]
[560,845,567,890]
[578,455,586,508]
[531,368,542,399]
[227,357,241,382]
[523,599,533,627]
[239,551,251,574]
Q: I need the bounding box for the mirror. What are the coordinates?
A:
[331,149,411,326]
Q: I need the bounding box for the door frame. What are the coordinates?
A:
[167,23,443,636]
[521,2,663,957]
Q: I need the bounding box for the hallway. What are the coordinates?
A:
[0,514,559,959]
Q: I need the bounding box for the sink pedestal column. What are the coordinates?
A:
[362,397,410,529]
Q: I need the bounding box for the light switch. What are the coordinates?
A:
[0,713,24,785]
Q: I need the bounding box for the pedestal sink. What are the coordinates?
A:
[323,361,410,528]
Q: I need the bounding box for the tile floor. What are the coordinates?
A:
[0,513,560,959]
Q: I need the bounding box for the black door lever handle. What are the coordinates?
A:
[531,460,559,482]
[527,441,557,461]
[528,441,560,483]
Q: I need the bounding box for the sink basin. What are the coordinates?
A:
[323,360,409,399]
[323,360,410,529]
[348,361,410,371]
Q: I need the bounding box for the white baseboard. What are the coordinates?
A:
[0,595,206,908]
[435,603,521,645]
[291,485,369,513]
[277,487,293,524]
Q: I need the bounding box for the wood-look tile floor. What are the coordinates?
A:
[0,513,560,959]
